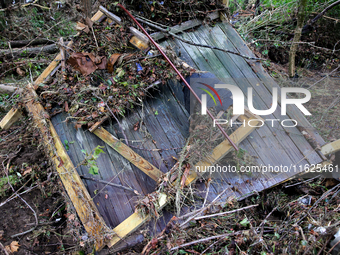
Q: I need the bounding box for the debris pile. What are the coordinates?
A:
[35,11,195,130]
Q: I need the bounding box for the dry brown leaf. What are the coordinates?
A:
[68,214,75,221]
[64,101,69,112]
[23,167,32,176]
[16,67,25,76]
[5,241,20,253]
[107,53,121,73]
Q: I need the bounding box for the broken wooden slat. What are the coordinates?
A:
[0,108,22,130]
[89,116,109,132]
[24,84,111,249]
[321,139,340,155]
[99,6,122,24]
[93,127,163,182]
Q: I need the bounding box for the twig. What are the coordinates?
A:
[257,205,277,237]
[326,238,340,255]
[194,204,259,220]
[92,93,129,145]
[310,0,340,26]
[80,175,140,194]
[0,185,37,208]
[179,186,234,227]
[135,17,263,61]
[308,65,340,89]
[316,235,333,255]
[284,175,321,188]
[200,237,224,255]
[0,241,9,255]
[170,231,243,250]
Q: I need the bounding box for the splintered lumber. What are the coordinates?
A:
[321,139,340,155]
[99,6,122,24]
[0,108,22,130]
[24,83,112,249]
[93,127,163,182]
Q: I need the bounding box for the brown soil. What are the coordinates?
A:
[0,119,81,255]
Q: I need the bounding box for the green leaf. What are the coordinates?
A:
[240,217,250,227]
[89,166,99,175]
[81,149,87,154]
[94,146,105,157]
[64,140,69,151]
[155,110,158,115]
[274,232,280,239]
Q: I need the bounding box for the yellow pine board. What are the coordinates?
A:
[93,127,163,182]
[0,108,22,130]
[25,84,111,250]
[321,139,340,155]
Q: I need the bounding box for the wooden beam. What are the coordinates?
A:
[25,84,111,249]
[321,139,340,155]
[0,108,22,130]
[93,127,163,182]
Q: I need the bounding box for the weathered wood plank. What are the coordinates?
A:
[107,114,259,249]
[194,25,315,166]
[82,124,135,226]
[321,139,340,155]
[24,84,111,250]
[93,127,163,182]
[0,108,22,130]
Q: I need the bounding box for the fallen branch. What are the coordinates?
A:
[0,44,59,59]
[0,241,9,255]
[170,230,244,250]
[0,0,50,11]
[136,17,263,61]
[8,38,54,48]
[194,204,259,220]
[0,84,23,95]
[310,0,340,26]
